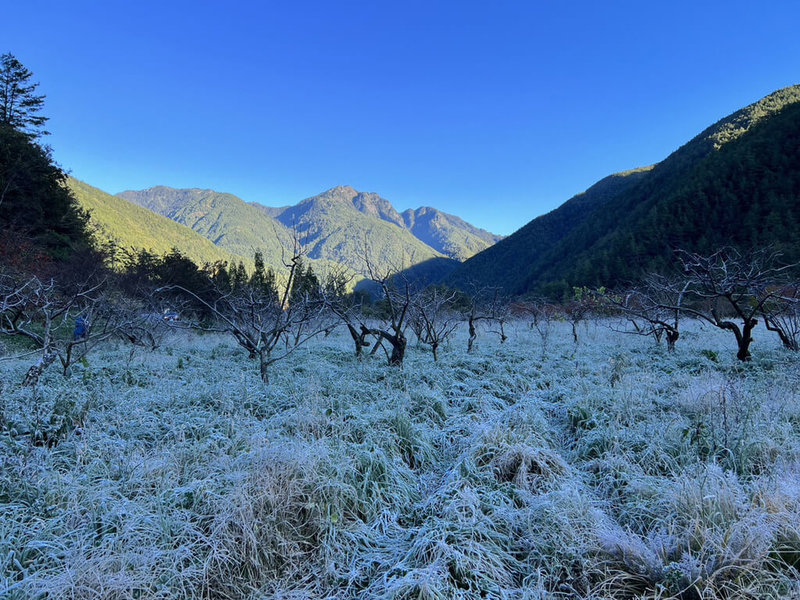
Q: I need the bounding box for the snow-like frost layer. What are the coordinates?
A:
[1,320,800,598]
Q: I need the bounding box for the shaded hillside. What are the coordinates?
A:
[448,84,800,298]
[444,167,652,291]
[526,98,800,296]
[68,179,245,267]
[250,203,290,219]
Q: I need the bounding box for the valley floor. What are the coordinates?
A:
[2,320,800,599]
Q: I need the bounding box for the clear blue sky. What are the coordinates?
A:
[6,1,800,235]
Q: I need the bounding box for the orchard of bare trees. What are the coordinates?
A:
[2,245,799,389]
[605,247,800,361]
[4,242,800,600]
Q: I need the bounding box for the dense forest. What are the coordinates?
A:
[448,84,800,299]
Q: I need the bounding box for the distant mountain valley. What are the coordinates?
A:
[71,180,502,282]
[70,83,800,297]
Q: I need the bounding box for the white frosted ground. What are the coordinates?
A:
[1,319,799,598]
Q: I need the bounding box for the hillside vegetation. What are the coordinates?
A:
[117,186,292,268]
[401,205,502,261]
[69,179,246,268]
[119,184,500,280]
[449,84,800,298]
[270,186,444,270]
[0,125,92,265]
[445,166,653,292]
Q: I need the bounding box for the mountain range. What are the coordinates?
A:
[252,186,501,262]
[70,180,501,279]
[69,83,800,298]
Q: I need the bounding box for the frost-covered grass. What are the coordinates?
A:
[2,321,800,599]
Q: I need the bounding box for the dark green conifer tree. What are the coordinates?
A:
[0,53,48,138]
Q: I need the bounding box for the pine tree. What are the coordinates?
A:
[0,53,48,138]
[250,251,268,290]
[231,261,248,290]
[290,260,320,303]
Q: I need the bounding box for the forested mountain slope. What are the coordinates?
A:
[447,84,800,298]
[444,167,653,292]
[121,184,500,278]
[401,206,502,261]
[264,186,444,270]
[70,179,244,267]
[256,185,501,262]
[117,186,293,268]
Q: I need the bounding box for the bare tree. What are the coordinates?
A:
[761,284,800,351]
[459,286,509,352]
[317,268,374,357]
[358,241,413,367]
[667,248,794,361]
[562,286,601,345]
[331,301,372,358]
[409,286,460,361]
[479,287,510,345]
[0,273,149,384]
[463,290,483,353]
[605,275,689,351]
[511,298,559,358]
[369,280,411,366]
[161,240,333,384]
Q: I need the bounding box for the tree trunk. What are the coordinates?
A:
[259,349,270,384]
[346,324,370,357]
[467,316,476,353]
[666,329,679,352]
[431,342,439,362]
[367,328,406,366]
[718,318,756,361]
[389,332,406,366]
[737,318,757,361]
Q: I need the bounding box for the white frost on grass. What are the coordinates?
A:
[1,321,799,598]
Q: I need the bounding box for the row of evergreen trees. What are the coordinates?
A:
[118,247,326,303]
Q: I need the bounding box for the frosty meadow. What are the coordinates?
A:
[2,320,800,599]
[4,14,800,600]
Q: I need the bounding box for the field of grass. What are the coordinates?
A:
[2,320,800,599]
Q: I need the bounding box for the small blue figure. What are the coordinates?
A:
[73,317,87,341]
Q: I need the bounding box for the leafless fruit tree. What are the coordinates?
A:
[562,286,601,344]
[461,286,509,352]
[665,248,795,361]
[409,286,460,361]
[511,298,559,357]
[760,284,800,351]
[0,273,150,384]
[160,239,334,384]
[604,275,690,351]
[318,268,374,358]
[358,242,413,367]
